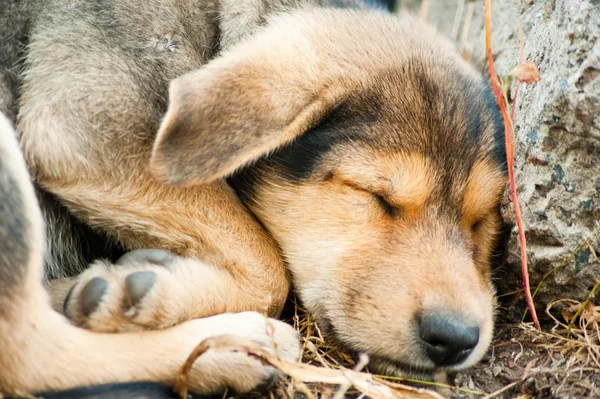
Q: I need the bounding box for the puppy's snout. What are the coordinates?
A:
[418,312,480,367]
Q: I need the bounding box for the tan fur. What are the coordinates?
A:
[4,309,299,395]
[151,23,356,185]
[162,9,505,376]
[18,0,292,323]
[462,160,507,277]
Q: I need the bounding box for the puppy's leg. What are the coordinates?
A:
[18,2,289,332]
[44,178,290,332]
[0,113,299,395]
[8,311,300,395]
[62,253,258,332]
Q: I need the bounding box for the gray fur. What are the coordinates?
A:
[0,113,35,317]
[38,188,124,281]
[1,0,123,280]
[0,153,29,305]
[0,0,41,121]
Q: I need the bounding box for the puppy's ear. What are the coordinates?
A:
[151,21,355,185]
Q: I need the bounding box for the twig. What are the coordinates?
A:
[374,375,486,396]
[482,380,520,399]
[2,392,39,399]
[174,335,444,399]
[419,0,429,22]
[461,2,475,46]
[451,0,465,41]
[511,22,525,121]
[332,353,369,399]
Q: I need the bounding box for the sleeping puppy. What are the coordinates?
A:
[0,0,506,396]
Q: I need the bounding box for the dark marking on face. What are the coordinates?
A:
[375,193,399,217]
[268,121,348,181]
[490,220,511,272]
[229,100,371,201]
[471,220,482,234]
[481,87,507,172]
[232,56,507,222]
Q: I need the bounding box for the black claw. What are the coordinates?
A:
[125,271,157,306]
[80,277,109,317]
[116,249,179,266]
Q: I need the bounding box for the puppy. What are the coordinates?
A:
[0,0,506,396]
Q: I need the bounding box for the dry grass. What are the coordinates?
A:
[454,308,600,398]
[173,292,600,398]
[286,292,600,398]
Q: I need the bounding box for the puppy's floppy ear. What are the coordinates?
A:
[151,17,356,186]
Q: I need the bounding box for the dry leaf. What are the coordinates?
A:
[561,309,574,323]
[560,303,581,323]
[525,357,539,369]
[580,302,600,325]
[508,61,542,83]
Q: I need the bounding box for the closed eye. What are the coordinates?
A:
[374,193,401,218]
[337,178,403,218]
[471,220,482,233]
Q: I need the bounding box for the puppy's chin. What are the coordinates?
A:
[365,355,438,380]
[314,317,483,381]
[365,353,483,380]
[313,318,428,378]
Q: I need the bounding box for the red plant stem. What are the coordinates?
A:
[511,84,520,121]
[484,0,540,329]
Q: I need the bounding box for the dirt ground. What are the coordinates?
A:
[451,319,600,398]
[248,298,600,399]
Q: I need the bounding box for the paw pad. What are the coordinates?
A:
[61,250,183,332]
[116,249,179,266]
[125,271,157,307]
[80,277,109,316]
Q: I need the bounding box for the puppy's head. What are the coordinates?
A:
[151,9,506,377]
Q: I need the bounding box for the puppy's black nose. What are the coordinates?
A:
[418,312,479,366]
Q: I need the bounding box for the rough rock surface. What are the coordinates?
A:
[415,0,600,320]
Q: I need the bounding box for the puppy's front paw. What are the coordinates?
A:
[63,249,183,332]
[180,312,300,394]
